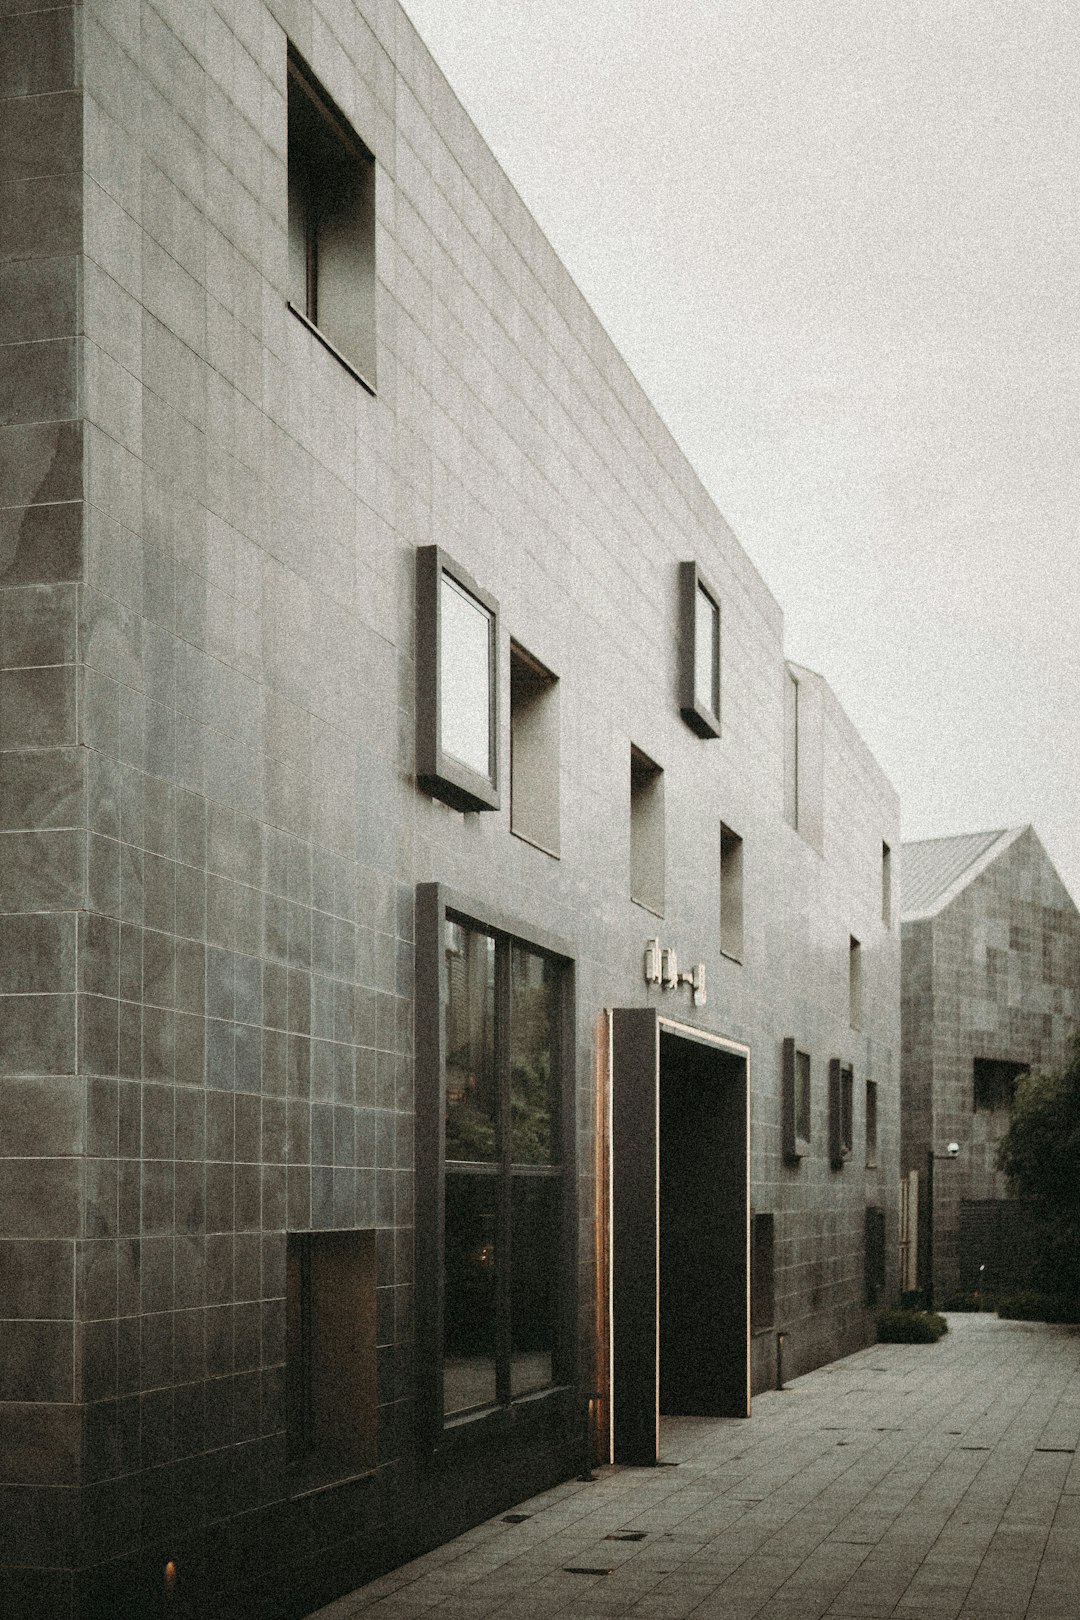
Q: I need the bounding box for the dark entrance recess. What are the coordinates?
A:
[610,1010,749,1466]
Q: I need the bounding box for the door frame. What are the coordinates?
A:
[605,1008,751,1465]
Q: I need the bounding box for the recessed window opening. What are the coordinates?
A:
[973,1057,1027,1113]
[630,745,665,916]
[795,1049,811,1145]
[719,822,744,962]
[881,842,892,926]
[679,562,721,737]
[840,1064,854,1158]
[288,50,377,387]
[416,547,500,813]
[784,669,799,828]
[865,1079,878,1167]
[750,1213,775,1333]
[865,1206,886,1303]
[286,1230,377,1490]
[510,642,560,856]
[443,916,564,1417]
[849,936,862,1029]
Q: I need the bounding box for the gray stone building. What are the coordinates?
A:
[900,827,1080,1304]
[1,2,899,1615]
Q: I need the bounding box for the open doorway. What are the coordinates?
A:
[609,1010,749,1465]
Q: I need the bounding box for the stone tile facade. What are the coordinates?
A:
[0,3,899,1616]
[901,827,1080,1301]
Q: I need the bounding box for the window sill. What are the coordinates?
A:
[720,947,743,966]
[287,300,376,396]
[631,896,664,920]
[435,1383,572,1453]
[511,826,561,860]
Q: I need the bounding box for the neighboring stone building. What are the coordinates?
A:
[1,3,898,1616]
[900,827,1080,1304]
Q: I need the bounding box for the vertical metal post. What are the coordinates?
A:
[775,1331,786,1391]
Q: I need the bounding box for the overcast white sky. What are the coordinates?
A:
[403,0,1080,906]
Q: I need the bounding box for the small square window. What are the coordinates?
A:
[630,745,665,915]
[287,49,377,388]
[782,1039,811,1161]
[510,643,560,856]
[849,936,862,1029]
[973,1057,1026,1112]
[679,561,721,737]
[720,822,743,962]
[865,1079,878,1167]
[416,547,500,813]
[286,1229,377,1491]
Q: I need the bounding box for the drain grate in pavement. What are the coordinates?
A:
[1035,1446,1075,1453]
[502,1514,531,1523]
[564,1567,613,1576]
[605,1533,647,1542]
[959,1445,990,1451]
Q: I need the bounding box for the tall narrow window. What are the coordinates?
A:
[864,1206,886,1303]
[630,745,665,915]
[784,668,799,828]
[286,1231,377,1489]
[750,1213,775,1332]
[849,936,862,1029]
[416,547,500,812]
[840,1064,854,1158]
[881,842,892,926]
[828,1058,853,1168]
[865,1079,878,1168]
[720,823,744,962]
[679,561,721,737]
[287,49,377,387]
[781,1040,811,1161]
[437,909,568,1421]
[510,643,560,855]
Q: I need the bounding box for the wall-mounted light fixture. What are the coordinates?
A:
[643,939,706,1006]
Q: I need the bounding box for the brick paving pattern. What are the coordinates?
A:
[309,1315,1080,1620]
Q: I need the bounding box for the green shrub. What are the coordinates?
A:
[876,1309,948,1343]
[941,1289,998,1312]
[996,1292,1080,1324]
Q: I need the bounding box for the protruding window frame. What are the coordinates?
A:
[416,546,501,813]
[679,561,721,738]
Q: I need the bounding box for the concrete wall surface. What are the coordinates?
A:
[0,2,899,1615]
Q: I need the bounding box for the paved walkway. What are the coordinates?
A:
[310,1315,1080,1620]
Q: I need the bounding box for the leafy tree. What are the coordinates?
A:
[996,1035,1080,1296]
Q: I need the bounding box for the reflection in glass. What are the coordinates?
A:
[440,574,492,778]
[444,921,497,1161]
[694,582,719,717]
[510,945,558,1164]
[444,1174,498,1413]
[510,1177,557,1396]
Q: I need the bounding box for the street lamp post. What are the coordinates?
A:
[925,1141,959,1312]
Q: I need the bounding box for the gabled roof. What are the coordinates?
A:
[900,827,1028,921]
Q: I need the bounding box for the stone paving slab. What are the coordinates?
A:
[308,1316,1080,1620]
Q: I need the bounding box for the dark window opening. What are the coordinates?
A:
[630,745,665,915]
[750,1213,775,1332]
[795,1049,811,1145]
[442,916,565,1419]
[829,1058,853,1168]
[865,1079,878,1168]
[864,1206,886,1304]
[286,1230,377,1490]
[784,669,799,828]
[841,1064,854,1157]
[510,642,560,855]
[973,1057,1027,1113]
[287,49,377,387]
